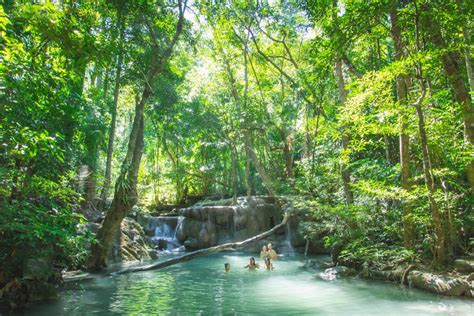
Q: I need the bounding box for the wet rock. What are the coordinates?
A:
[148,250,158,260]
[110,218,152,263]
[407,271,471,297]
[156,239,168,250]
[177,197,283,250]
[176,218,201,243]
[317,266,356,281]
[467,273,474,282]
[62,271,94,283]
[361,266,405,282]
[454,258,474,273]
[184,238,199,249]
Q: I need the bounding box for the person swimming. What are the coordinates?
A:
[267,243,278,260]
[259,245,268,259]
[264,257,274,271]
[244,257,259,270]
[224,263,230,272]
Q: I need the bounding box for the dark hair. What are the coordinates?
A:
[224,263,230,267]
[265,257,270,263]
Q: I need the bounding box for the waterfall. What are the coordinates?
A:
[174,216,185,240]
[149,216,183,252]
[232,207,240,231]
[281,222,295,255]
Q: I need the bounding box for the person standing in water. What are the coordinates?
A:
[267,243,278,260]
[224,263,230,272]
[264,257,274,271]
[244,257,259,270]
[259,245,268,259]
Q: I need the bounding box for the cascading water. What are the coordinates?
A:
[149,216,184,253]
[280,222,295,255]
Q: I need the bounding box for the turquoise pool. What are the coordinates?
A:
[24,253,473,315]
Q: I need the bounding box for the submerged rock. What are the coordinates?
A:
[407,271,471,297]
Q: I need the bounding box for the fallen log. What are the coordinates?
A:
[113,212,291,275]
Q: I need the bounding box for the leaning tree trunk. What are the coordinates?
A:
[88,90,147,270]
[114,212,291,275]
[390,0,415,249]
[335,58,354,205]
[88,0,186,271]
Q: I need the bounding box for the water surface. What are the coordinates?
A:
[23,253,473,315]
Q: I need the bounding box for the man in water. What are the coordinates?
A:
[259,245,268,259]
[244,257,259,270]
[224,263,230,272]
[267,243,278,260]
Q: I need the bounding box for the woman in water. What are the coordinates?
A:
[244,257,259,270]
[259,245,268,259]
[264,257,274,271]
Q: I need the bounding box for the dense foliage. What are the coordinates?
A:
[1,0,473,296]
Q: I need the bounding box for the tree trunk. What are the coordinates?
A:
[278,127,294,179]
[457,0,474,93]
[88,0,186,270]
[422,3,474,191]
[335,58,354,205]
[390,0,415,249]
[99,11,126,210]
[220,47,275,196]
[414,85,445,266]
[245,146,252,197]
[244,132,275,196]
[88,89,148,270]
[230,143,238,204]
[114,211,291,275]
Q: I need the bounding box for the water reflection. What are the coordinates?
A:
[110,272,175,314]
[21,253,474,315]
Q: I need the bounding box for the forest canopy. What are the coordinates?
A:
[0,0,473,286]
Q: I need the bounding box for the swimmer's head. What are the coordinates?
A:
[224,263,230,272]
[267,243,272,250]
[262,245,267,251]
[250,257,256,264]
